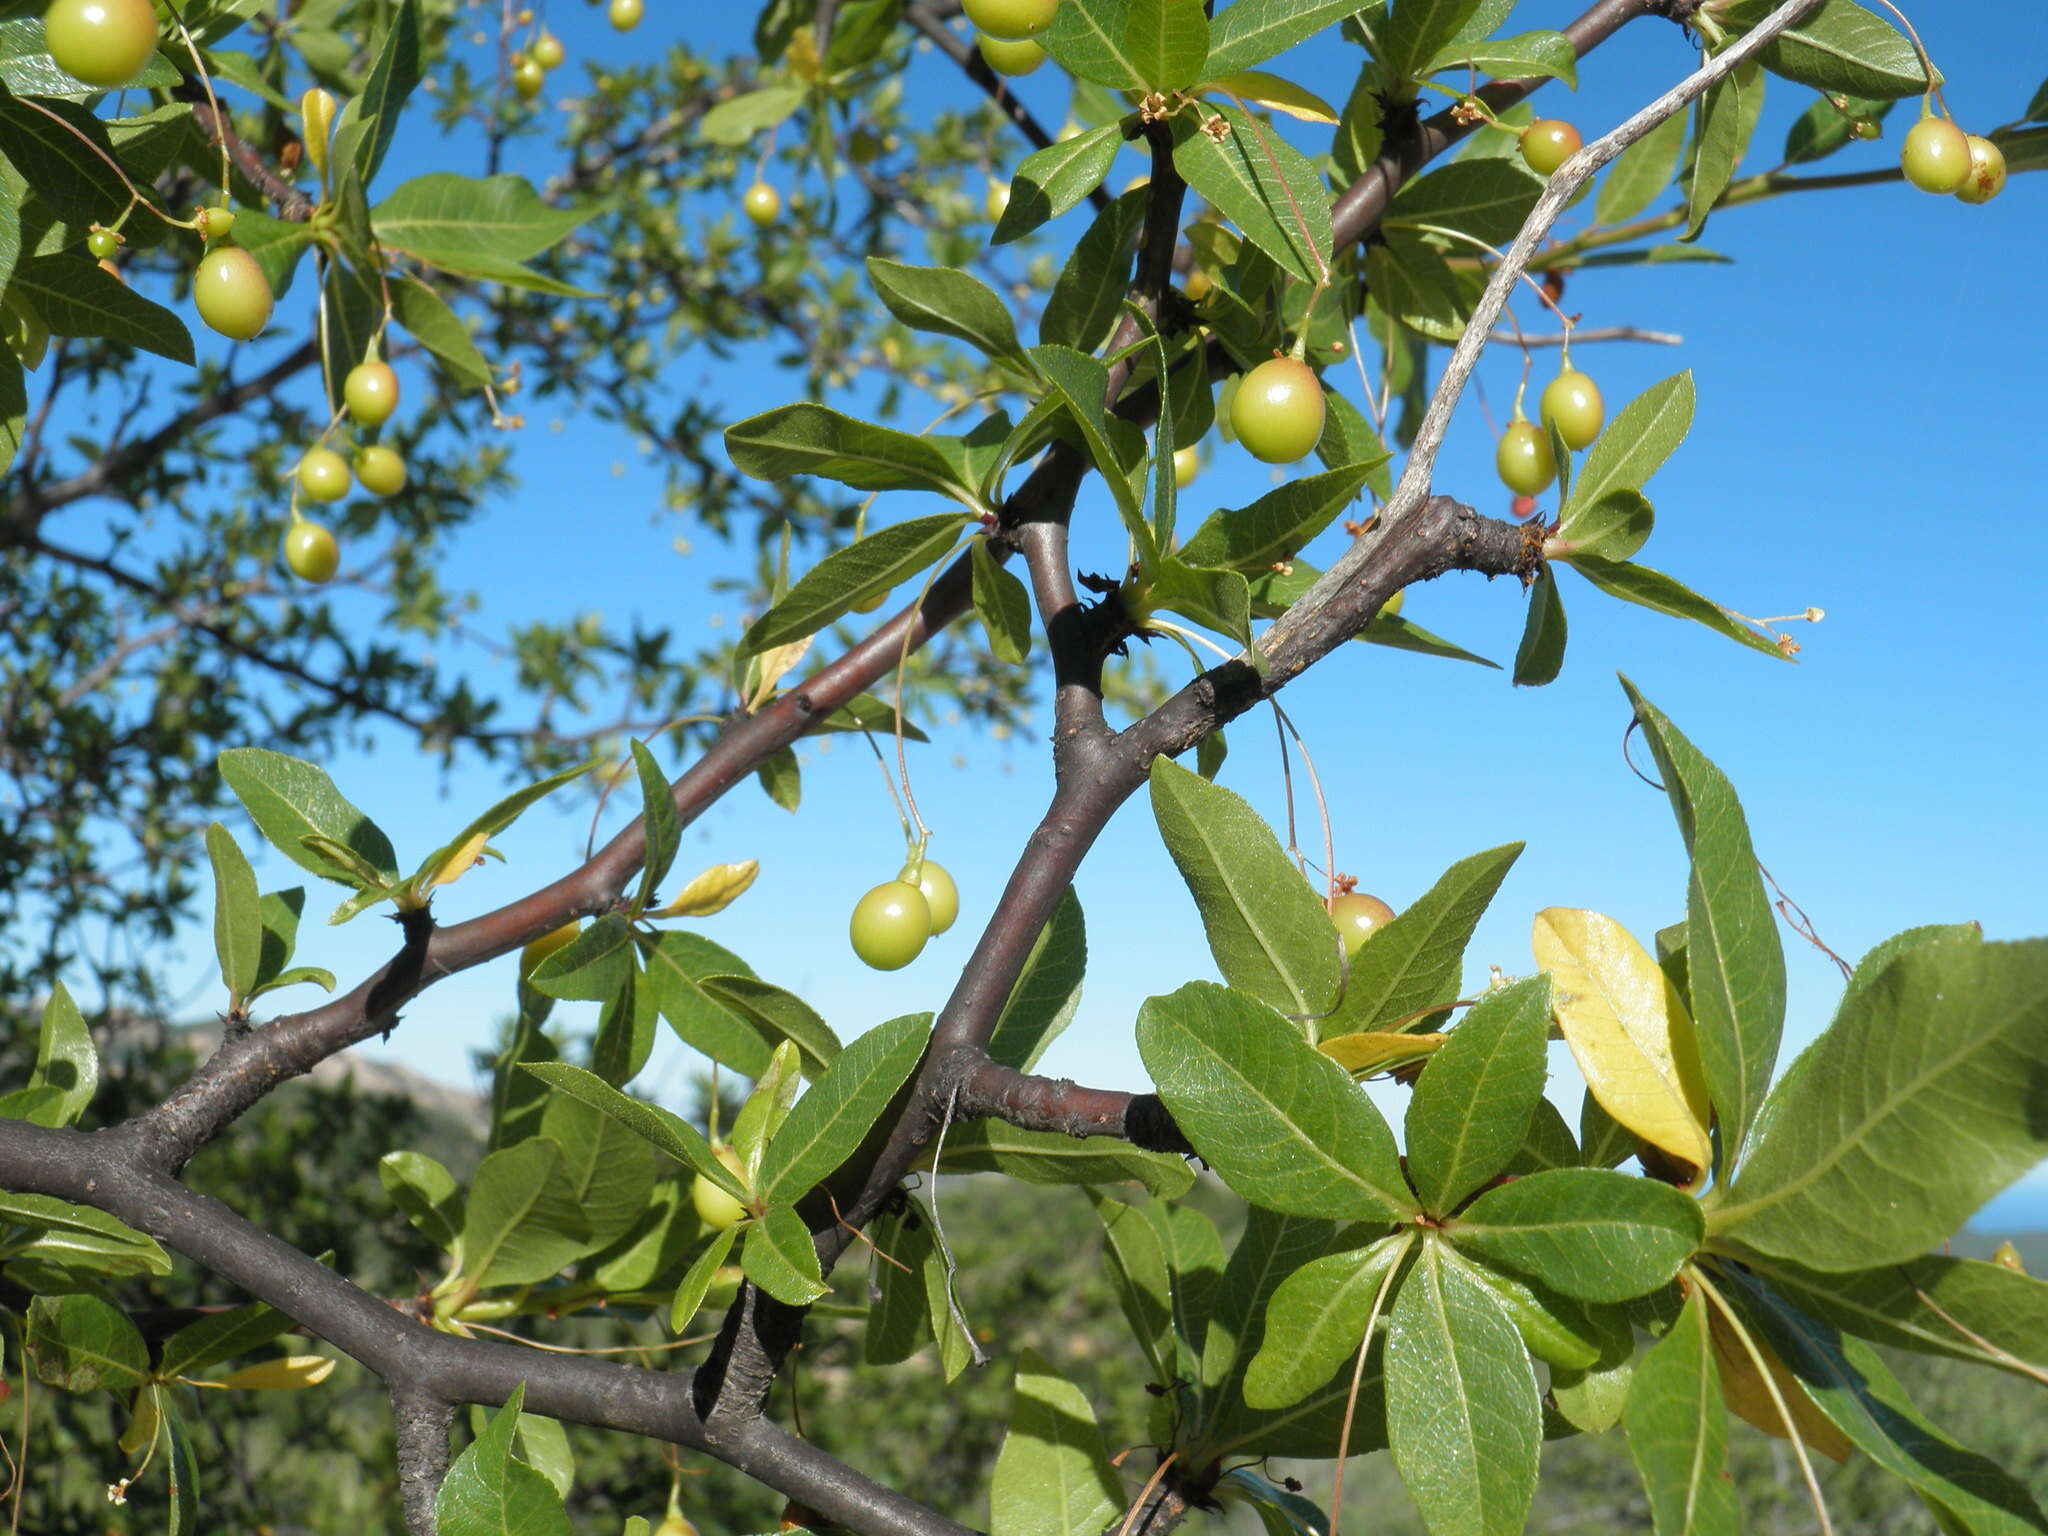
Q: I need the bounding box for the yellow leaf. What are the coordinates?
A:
[1707,1308,1852,1463]
[214,1355,337,1391]
[1203,71,1340,125]
[1318,1031,1445,1075]
[428,829,492,890]
[1532,908,1712,1182]
[654,859,760,918]
[747,637,813,712]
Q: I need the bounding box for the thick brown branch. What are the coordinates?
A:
[951,1051,1193,1154]
[180,93,317,221]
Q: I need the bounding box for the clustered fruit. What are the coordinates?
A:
[283,354,410,583]
[1901,111,2004,204]
[849,858,959,970]
[1496,360,1604,498]
[510,22,567,101]
[965,0,1055,77]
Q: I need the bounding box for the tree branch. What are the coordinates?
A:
[950,1051,1193,1154]
[391,1387,453,1536]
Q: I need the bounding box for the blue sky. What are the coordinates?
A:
[60,4,2048,1220]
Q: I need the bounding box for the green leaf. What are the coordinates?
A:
[539,1092,658,1250]
[391,275,492,388]
[866,258,1029,370]
[642,932,775,1077]
[1682,61,1761,241]
[518,1062,743,1198]
[970,539,1033,664]
[1596,108,1688,224]
[1746,0,1929,98]
[158,1296,296,1381]
[1740,1252,2048,1383]
[1149,756,1341,1016]
[760,1013,929,1203]
[162,1394,201,1534]
[863,1197,936,1364]
[1562,372,1694,527]
[628,742,680,914]
[1405,976,1552,1215]
[1040,186,1145,352]
[1451,1169,1704,1302]
[1041,0,1149,92]
[670,1224,740,1332]
[697,85,805,146]
[991,1351,1125,1536]
[218,748,398,887]
[935,1120,1193,1199]
[1093,1193,1175,1384]
[988,887,1086,1071]
[1126,0,1211,90]
[371,173,596,284]
[1423,29,1578,86]
[729,404,986,503]
[1512,565,1568,686]
[203,824,262,1006]
[378,1151,465,1253]
[460,1138,595,1287]
[1446,1246,1607,1372]
[993,126,1122,245]
[9,252,191,363]
[1203,0,1366,77]
[813,694,931,743]
[1031,343,1147,546]
[756,745,801,813]
[1376,0,1492,80]
[1620,681,1784,1170]
[1724,1271,2048,1534]
[699,973,840,1077]
[528,913,635,1002]
[0,1192,168,1276]
[1784,91,1894,165]
[1172,103,1333,287]
[0,93,125,224]
[1321,843,1523,1037]
[1561,488,1653,563]
[740,512,966,655]
[1138,980,1415,1223]
[1713,938,2048,1271]
[1144,557,1252,646]
[408,758,597,898]
[742,1202,828,1305]
[26,1293,146,1393]
[1387,1236,1541,1536]
[1385,159,1545,248]
[1364,228,1467,342]
[1177,464,1377,574]
[1315,388,1393,499]
[16,980,92,1128]
[1566,555,1790,660]
[336,0,421,187]
[437,1385,571,1536]
[1624,1288,1736,1536]
[1244,1234,1407,1409]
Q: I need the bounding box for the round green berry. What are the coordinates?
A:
[963,0,1057,40]
[850,880,932,970]
[609,0,643,31]
[1955,134,2006,205]
[512,56,545,99]
[192,245,274,341]
[1329,892,1395,957]
[296,447,351,504]
[1496,420,1556,496]
[354,445,407,498]
[690,1145,749,1231]
[86,228,119,260]
[1173,446,1200,489]
[283,520,339,584]
[976,33,1046,77]
[343,361,400,428]
[43,0,158,89]
[530,31,564,69]
[1229,357,1325,465]
[1520,119,1582,177]
[1538,369,1603,451]
[742,182,781,228]
[899,860,959,936]
[1901,117,1971,194]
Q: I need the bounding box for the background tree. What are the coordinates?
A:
[1,2,2045,1535]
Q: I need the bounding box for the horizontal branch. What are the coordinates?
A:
[1488,325,1682,346]
[950,1051,1193,1155]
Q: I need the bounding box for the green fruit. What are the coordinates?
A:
[3,294,49,372]
[690,1145,749,1231]
[1538,369,1603,451]
[86,228,119,259]
[742,181,781,228]
[43,0,158,89]
[1496,420,1556,496]
[355,445,408,498]
[1229,357,1325,465]
[296,446,351,504]
[849,128,884,165]
[985,178,1011,221]
[530,30,564,69]
[194,206,235,241]
[283,521,339,584]
[344,361,400,427]
[1329,892,1395,957]
[963,0,1057,40]
[850,587,890,614]
[1520,119,1582,177]
[1955,134,2006,205]
[900,860,959,936]
[512,56,545,99]
[519,920,581,978]
[1901,117,1970,194]
[849,880,931,970]
[1172,446,1200,489]
[609,0,643,31]
[193,245,273,341]
[976,33,1046,76]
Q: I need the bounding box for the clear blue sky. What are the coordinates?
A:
[82,4,2048,1221]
